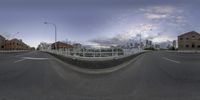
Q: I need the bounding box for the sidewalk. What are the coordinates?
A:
[165,50,200,53]
[0,50,31,56]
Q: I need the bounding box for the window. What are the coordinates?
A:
[198,45,200,48]
[192,44,195,48]
[186,37,189,40]
[192,36,195,38]
[185,45,189,48]
[180,38,183,40]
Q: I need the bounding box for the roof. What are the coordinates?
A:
[0,35,5,40]
[52,41,73,47]
[178,31,200,37]
[10,38,22,42]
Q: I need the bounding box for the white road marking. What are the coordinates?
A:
[22,57,49,60]
[162,57,180,64]
[14,59,27,63]
[14,57,49,63]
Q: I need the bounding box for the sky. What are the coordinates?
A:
[0,0,200,48]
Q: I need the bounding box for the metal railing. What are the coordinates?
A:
[42,48,143,60]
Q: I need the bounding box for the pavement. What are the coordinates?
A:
[0,51,200,100]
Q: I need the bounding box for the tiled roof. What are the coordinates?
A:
[0,35,5,39]
[178,31,200,37]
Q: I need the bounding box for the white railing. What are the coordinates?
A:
[42,48,144,60]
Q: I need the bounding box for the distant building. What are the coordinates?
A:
[141,42,144,48]
[4,38,30,50]
[134,43,140,48]
[73,43,82,49]
[0,35,6,50]
[178,31,200,50]
[72,43,82,53]
[30,47,35,50]
[37,42,51,50]
[172,40,176,48]
[51,41,73,50]
[145,40,153,48]
[154,44,160,49]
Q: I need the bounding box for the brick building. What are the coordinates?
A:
[51,41,73,50]
[178,31,200,50]
[4,38,30,50]
[0,35,6,50]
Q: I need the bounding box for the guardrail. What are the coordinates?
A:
[42,48,144,61]
[44,49,146,69]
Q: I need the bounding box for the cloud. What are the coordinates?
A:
[139,6,174,15]
[89,22,178,48]
[140,6,186,25]
[0,32,12,39]
[145,13,168,19]
[90,24,157,46]
[90,6,186,47]
[151,34,174,43]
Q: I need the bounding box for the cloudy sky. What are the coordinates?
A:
[0,0,200,47]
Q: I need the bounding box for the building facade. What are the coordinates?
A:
[0,35,6,50]
[4,38,30,50]
[145,40,153,48]
[178,31,200,50]
[51,41,73,50]
[37,42,52,50]
[172,40,177,48]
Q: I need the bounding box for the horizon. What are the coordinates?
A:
[1,0,200,48]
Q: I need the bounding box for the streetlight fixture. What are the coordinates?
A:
[44,22,57,50]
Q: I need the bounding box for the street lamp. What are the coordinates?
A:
[44,22,57,50]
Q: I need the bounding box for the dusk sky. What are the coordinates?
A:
[0,0,200,47]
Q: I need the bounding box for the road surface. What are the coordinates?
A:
[0,51,200,100]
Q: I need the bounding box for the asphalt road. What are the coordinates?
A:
[0,51,200,100]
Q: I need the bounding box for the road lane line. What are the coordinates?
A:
[22,57,49,60]
[162,57,180,64]
[14,59,27,63]
[14,57,49,63]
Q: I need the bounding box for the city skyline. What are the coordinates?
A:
[0,0,200,47]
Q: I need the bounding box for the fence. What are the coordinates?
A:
[42,48,143,60]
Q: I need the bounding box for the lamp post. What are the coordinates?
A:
[44,22,57,50]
